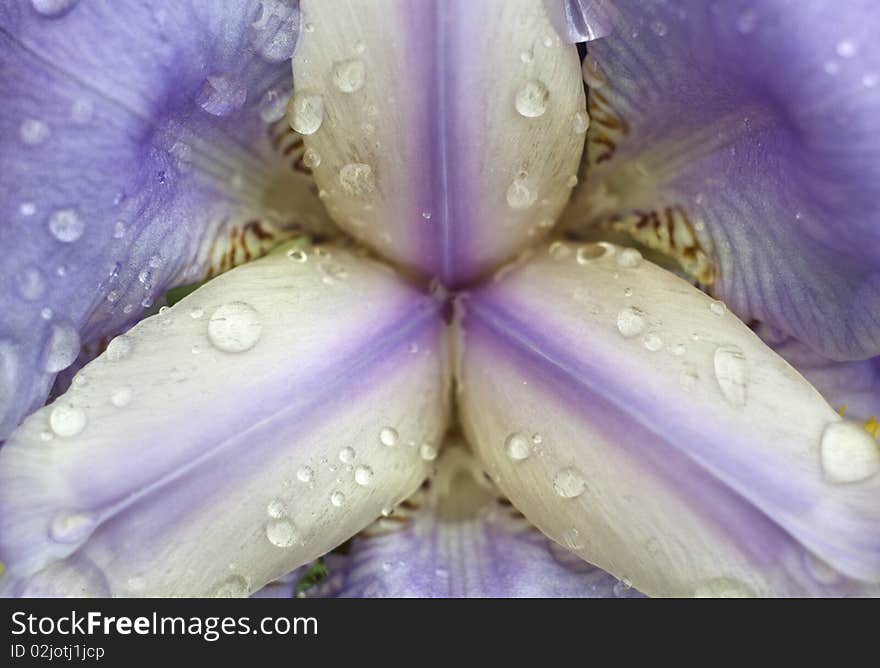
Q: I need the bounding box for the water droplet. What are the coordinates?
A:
[642,332,663,352]
[505,432,531,461]
[576,244,607,264]
[338,162,375,196]
[20,118,50,145]
[549,241,571,260]
[49,511,96,543]
[709,300,726,316]
[668,343,687,356]
[836,39,857,58]
[43,322,80,372]
[110,386,133,408]
[330,490,346,507]
[49,403,86,437]
[113,221,126,239]
[287,92,324,135]
[863,73,878,88]
[553,467,586,499]
[520,49,534,63]
[566,174,578,188]
[48,208,84,243]
[189,307,204,320]
[212,575,249,597]
[532,433,543,445]
[30,0,79,17]
[196,73,247,117]
[266,518,297,548]
[819,420,880,484]
[250,0,300,61]
[16,266,46,301]
[354,465,373,486]
[302,147,321,169]
[332,58,366,92]
[616,247,642,268]
[379,426,398,447]
[285,248,308,263]
[40,307,53,321]
[258,87,291,123]
[296,466,314,483]
[613,577,633,597]
[207,302,262,353]
[616,307,646,338]
[581,54,607,89]
[105,335,133,362]
[20,202,36,216]
[572,110,590,134]
[713,344,748,407]
[693,578,756,598]
[515,80,549,118]
[339,446,356,464]
[506,176,537,209]
[419,443,437,461]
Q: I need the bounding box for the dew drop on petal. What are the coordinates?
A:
[43,322,80,373]
[196,74,247,117]
[616,307,646,338]
[330,490,346,507]
[515,80,549,118]
[819,420,880,484]
[296,466,314,483]
[576,244,607,264]
[287,92,324,135]
[419,443,438,461]
[642,332,663,352]
[30,0,79,17]
[302,147,321,169]
[207,302,262,353]
[258,87,291,123]
[572,110,590,134]
[616,247,642,268]
[110,386,133,408]
[505,432,531,461]
[20,118,50,145]
[339,446,356,464]
[553,467,586,499]
[266,519,298,548]
[354,465,374,486]
[105,335,133,362]
[338,162,375,196]
[49,511,96,543]
[48,208,84,243]
[709,300,726,316]
[49,403,86,437]
[332,58,366,93]
[379,426,398,447]
[713,344,748,407]
[506,176,537,210]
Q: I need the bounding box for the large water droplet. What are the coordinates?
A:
[196,74,247,117]
[105,335,133,362]
[616,307,646,338]
[713,345,748,407]
[553,467,586,499]
[43,321,80,373]
[379,426,398,447]
[31,0,79,17]
[819,420,880,484]
[505,432,531,461]
[354,465,374,486]
[332,58,366,93]
[515,80,549,118]
[49,402,86,437]
[48,208,84,243]
[208,302,263,353]
[266,518,298,548]
[338,162,375,196]
[288,92,324,135]
[50,511,96,543]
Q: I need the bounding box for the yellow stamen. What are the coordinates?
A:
[838,405,848,417]
[865,416,879,440]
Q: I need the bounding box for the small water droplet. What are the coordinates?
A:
[553,467,586,499]
[17,266,46,301]
[338,162,375,196]
[713,344,748,406]
[43,322,80,373]
[505,432,531,461]
[616,307,646,338]
[49,402,86,437]
[49,511,96,543]
[287,92,324,135]
[549,241,571,260]
[207,302,262,353]
[258,87,291,123]
[332,58,366,93]
[189,307,204,320]
[48,208,84,243]
[286,248,308,263]
[302,147,321,169]
[642,332,663,352]
[339,446,356,464]
[613,577,633,597]
[520,49,534,63]
[30,0,79,18]
[196,73,247,117]
[709,300,726,316]
[419,443,437,461]
[330,490,346,507]
[105,335,133,362]
[515,80,549,118]
[110,386,133,408]
[576,244,607,264]
[293,465,314,484]
[20,118,50,145]
[113,221,126,239]
[819,420,880,484]
[836,39,857,58]
[266,518,297,548]
[506,176,537,209]
[250,0,299,61]
[572,110,590,134]
[616,247,642,268]
[354,465,374,486]
[379,426,398,447]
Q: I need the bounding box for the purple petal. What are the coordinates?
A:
[543,0,617,43]
[292,0,585,286]
[308,440,642,598]
[0,1,329,437]
[561,0,880,361]
[0,245,451,596]
[457,242,880,596]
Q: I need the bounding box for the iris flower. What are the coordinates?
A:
[0,0,878,598]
